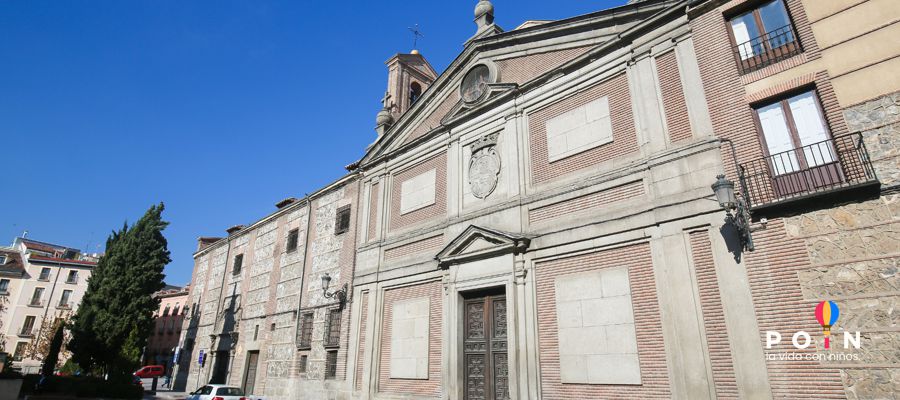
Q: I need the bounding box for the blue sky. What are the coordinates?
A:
[0,0,628,285]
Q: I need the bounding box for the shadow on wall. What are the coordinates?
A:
[719,222,745,263]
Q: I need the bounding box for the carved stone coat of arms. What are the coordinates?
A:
[468,132,501,199]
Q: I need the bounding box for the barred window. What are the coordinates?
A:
[297,312,313,349]
[286,229,299,252]
[298,354,308,373]
[233,254,244,275]
[324,308,341,348]
[335,205,351,235]
[324,350,338,379]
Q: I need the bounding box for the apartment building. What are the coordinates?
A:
[144,284,190,373]
[0,237,95,373]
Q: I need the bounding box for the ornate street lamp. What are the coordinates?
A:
[321,273,348,309]
[711,174,755,252]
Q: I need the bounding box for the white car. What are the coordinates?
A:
[186,385,248,400]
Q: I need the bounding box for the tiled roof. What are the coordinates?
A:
[22,240,60,254]
[28,255,97,267]
[0,249,25,275]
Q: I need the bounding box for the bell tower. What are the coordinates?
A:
[383,51,437,120]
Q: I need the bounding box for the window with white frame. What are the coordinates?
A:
[755,90,832,175]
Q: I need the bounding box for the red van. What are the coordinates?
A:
[134,365,165,378]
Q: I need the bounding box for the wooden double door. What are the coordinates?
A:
[463,289,510,400]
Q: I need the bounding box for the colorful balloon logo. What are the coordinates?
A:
[815,300,840,349]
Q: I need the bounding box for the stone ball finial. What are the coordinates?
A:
[376,107,394,126]
[474,0,494,18]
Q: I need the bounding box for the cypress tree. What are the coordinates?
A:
[42,322,65,376]
[69,203,170,382]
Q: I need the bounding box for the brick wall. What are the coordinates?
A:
[528,180,645,224]
[691,0,825,177]
[390,152,448,231]
[383,235,445,261]
[404,93,460,145]
[691,10,764,177]
[655,51,693,143]
[534,242,671,399]
[354,291,369,391]
[529,73,638,185]
[496,45,592,84]
[378,280,443,397]
[367,182,380,242]
[688,230,739,399]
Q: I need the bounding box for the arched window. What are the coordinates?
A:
[173,302,180,316]
[409,82,422,105]
[162,304,170,317]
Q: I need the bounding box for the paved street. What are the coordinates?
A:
[140,378,187,400]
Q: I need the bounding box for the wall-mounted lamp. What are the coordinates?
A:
[711,174,755,252]
[321,273,348,309]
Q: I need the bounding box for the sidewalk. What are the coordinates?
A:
[142,390,187,400]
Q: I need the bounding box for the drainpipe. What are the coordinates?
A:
[32,259,63,369]
[292,197,313,346]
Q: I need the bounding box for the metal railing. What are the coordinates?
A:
[28,298,44,307]
[66,277,79,284]
[734,24,801,74]
[19,327,34,337]
[740,133,878,208]
[57,301,72,309]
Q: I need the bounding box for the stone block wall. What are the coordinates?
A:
[293,179,359,399]
[784,183,900,399]
[843,91,900,187]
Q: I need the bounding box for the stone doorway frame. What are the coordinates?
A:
[435,225,532,400]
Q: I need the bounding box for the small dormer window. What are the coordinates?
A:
[409,82,422,105]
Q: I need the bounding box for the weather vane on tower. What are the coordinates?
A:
[408,24,424,52]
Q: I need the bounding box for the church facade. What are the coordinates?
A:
[175,0,900,399]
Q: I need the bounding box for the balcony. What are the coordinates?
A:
[28,299,44,307]
[740,133,880,213]
[57,301,72,309]
[19,328,34,337]
[734,24,801,74]
[66,277,79,284]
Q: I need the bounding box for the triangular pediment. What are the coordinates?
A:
[435,225,531,268]
[357,0,672,167]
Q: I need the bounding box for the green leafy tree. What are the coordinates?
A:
[27,311,72,368]
[70,203,170,382]
[0,295,8,353]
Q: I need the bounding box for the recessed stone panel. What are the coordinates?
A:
[390,296,430,379]
[400,169,437,214]
[546,96,613,162]
[554,267,641,385]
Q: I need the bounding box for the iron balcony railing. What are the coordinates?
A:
[734,24,801,74]
[28,298,44,307]
[19,327,34,337]
[740,133,878,208]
